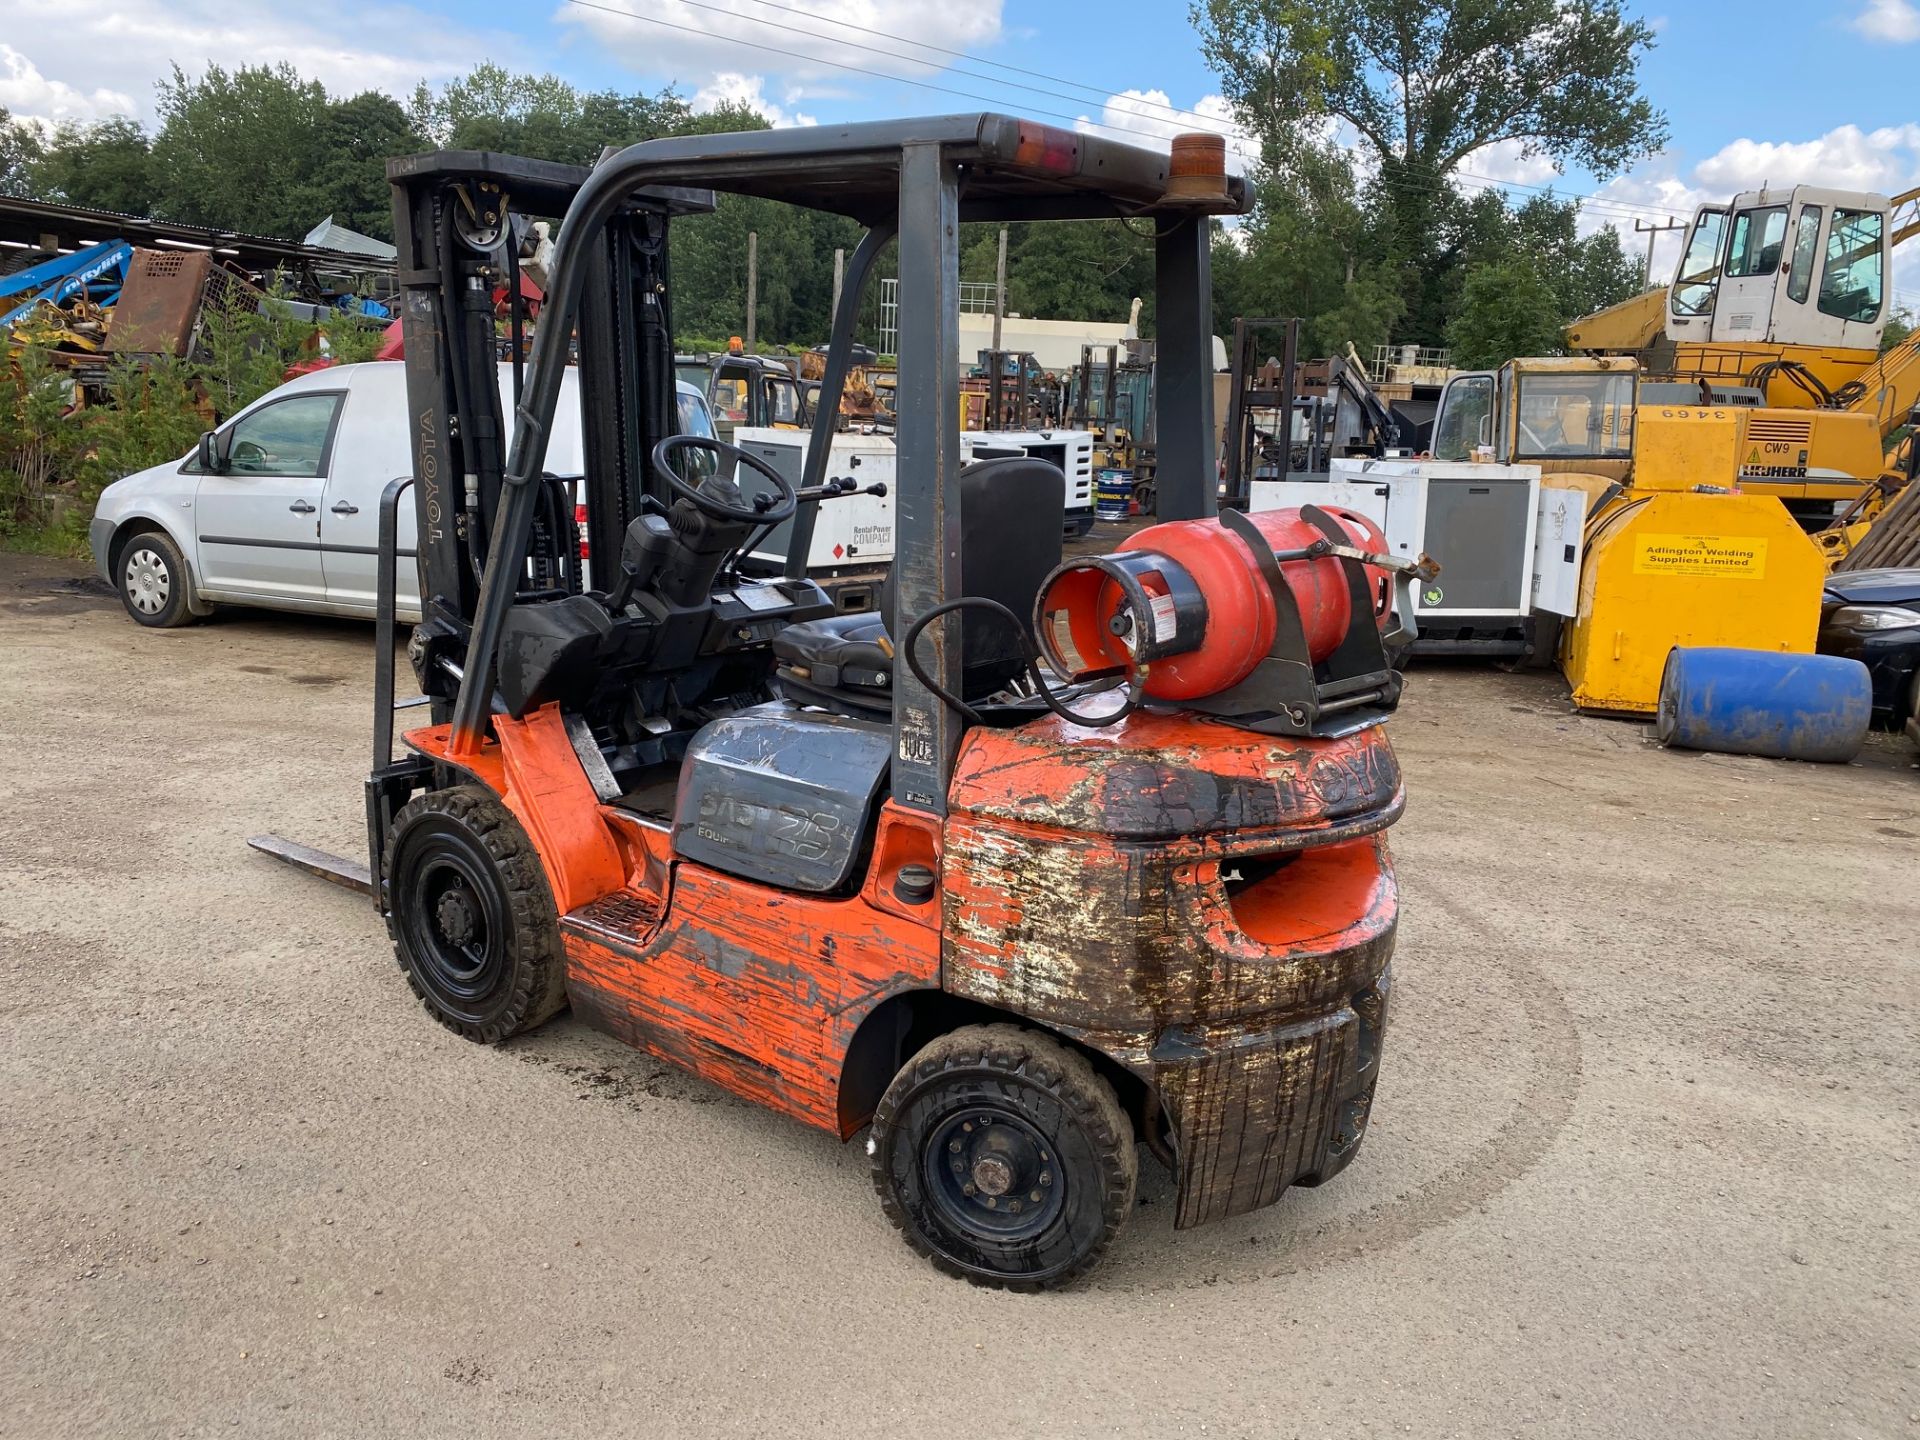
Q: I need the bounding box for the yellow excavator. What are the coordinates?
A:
[1567,183,1919,535]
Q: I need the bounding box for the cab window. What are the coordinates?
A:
[1785,206,1822,304]
[766,378,801,425]
[1819,208,1884,323]
[1724,206,1788,279]
[1511,372,1635,460]
[711,376,749,420]
[1671,209,1726,317]
[1432,374,1494,461]
[201,393,343,476]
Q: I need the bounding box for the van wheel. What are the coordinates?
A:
[869,1024,1137,1291]
[117,530,197,628]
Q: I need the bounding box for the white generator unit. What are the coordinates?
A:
[1249,458,1586,656]
[733,427,1096,611]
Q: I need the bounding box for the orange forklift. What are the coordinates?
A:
[261,119,1424,1288]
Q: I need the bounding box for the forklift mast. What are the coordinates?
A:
[384,152,714,713]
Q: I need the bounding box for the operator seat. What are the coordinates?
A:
[772,456,1065,716]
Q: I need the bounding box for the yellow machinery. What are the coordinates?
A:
[1431,357,1827,714]
[1568,183,1919,525]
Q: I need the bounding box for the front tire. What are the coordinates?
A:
[384,785,569,1044]
[117,529,197,628]
[870,1024,1137,1290]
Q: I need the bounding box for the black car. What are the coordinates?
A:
[1818,568,1920,745]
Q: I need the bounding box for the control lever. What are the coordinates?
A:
[796,478,887,503]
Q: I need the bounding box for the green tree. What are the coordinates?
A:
[956,219,1155,329]
[411,64,697,167]
[1,108,46,198]
[25,117,153,215]
[149,64,333,234]
[1210,144,1404,356]
[1882,306,1913,354]
[1447,259,1563,368]
[1193,0,1666,340]
[310,93,423,240]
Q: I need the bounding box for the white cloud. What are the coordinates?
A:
[1462,138,1560,187]
[694,73,816,128]
[1073,89,1254,174]
[0,2,500,128]
[1694,123,1920,195]
[0,45,135,126]
[557,0,1003,104]
[1590,123,1920,303]
[1852,0,1920,42]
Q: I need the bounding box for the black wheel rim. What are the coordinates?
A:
[395,823,513,1021]
[921,1104,1067,1243]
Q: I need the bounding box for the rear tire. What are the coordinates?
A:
[116,529,196,628]
[869,1024,1136,1290]
[384,785,569,1044]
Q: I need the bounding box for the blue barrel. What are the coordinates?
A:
[1657,648,1872,762]
[1095,468,1133,521]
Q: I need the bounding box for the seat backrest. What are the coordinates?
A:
[953,455,1065,695]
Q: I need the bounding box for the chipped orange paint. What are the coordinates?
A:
[940,710,1400,1227]
[405,705,625,914]
[562,861,938,1136]
[410,700,1400,1222]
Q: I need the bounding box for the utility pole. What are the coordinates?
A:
[991,226,1008,351]
[745,231,758,352]
[1633,216,1687,289]
[998,231,1013,355]
[831,247,845,317]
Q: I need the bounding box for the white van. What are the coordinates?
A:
[90,362,715,627]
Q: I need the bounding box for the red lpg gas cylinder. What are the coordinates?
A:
[1037,508,1390,703]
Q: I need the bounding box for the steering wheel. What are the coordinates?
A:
[650,435,797,524]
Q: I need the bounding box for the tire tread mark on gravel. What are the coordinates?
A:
[1100,880,1584,1292]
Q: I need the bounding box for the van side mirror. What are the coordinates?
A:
[196,431,225,474]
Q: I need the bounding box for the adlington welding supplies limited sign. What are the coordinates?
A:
[1631,533,1769,579]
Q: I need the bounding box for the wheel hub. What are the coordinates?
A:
[970,1153,1015,1197]
[926,1109,1062,1240]
[435,887,478,947]
[125,551,169,613]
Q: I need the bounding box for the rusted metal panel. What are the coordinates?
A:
[105,247,261,355]
[947,709,1401,841]
[105,250,209,355]
[561,861,939,1135]
[942,711,1399,1228]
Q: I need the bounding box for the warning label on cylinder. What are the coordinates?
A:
[1631,534,1768,578]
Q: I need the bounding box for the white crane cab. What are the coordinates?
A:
[1667,186,1892,355]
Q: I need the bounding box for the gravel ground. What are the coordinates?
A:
[2,548,1916,1439]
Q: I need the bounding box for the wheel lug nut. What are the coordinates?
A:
[1029,1190,1041,1203]
[962,1183,975,1196]
[1009,1200,1022,1214]
[983,1196,996,1208]
[948,1138,961,1152]
[1039,1172,1052,1186]
[962,1122,973,1133]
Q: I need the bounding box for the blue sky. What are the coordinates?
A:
[5,0,1918,301]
